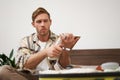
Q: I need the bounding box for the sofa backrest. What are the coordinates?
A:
[69,49,120,65]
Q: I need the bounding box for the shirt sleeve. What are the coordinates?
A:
[16,37,33,69]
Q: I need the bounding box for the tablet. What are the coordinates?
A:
[68,36,80,49]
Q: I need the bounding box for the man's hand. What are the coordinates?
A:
[60,33,80,49]
[45,44,63,58]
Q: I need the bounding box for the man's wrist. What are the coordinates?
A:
[42,49,48,57]
[63,47,71,51]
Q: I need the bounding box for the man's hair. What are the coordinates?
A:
[32,7,50,22]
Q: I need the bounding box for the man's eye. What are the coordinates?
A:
[36,20,41,23]
[44,20,48,22]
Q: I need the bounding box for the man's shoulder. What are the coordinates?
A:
[21,33,36,40]
[50,32,59,40]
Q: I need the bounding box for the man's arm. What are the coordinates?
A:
[57,34,80,68]
[24,44,63,69]
[24,49,47,69]
[58,50,71,68]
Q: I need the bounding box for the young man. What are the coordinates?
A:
[0,7,79,80]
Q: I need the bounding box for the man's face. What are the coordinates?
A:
[32,13,51,36]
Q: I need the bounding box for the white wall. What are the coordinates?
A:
[0,0,120,56]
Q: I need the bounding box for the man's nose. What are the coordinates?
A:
[41,22,45,26]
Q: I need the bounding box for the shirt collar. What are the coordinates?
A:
[32,31,58,43]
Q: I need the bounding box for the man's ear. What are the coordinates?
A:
[31,22,35,28]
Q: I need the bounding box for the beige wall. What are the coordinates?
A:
[0,0,120,55]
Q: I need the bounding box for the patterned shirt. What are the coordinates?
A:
[16,31,63,71]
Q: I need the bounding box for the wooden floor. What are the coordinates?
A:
[69,49,120,65]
